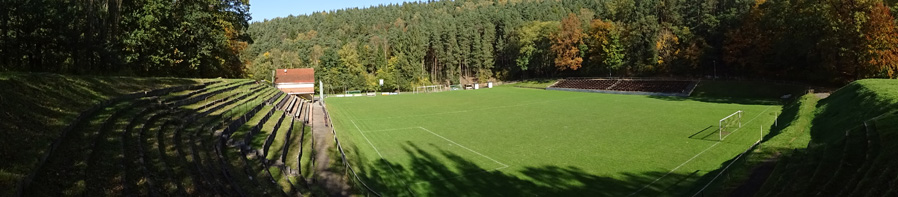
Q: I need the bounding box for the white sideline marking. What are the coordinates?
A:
[691,140,761,197]
[351,120,384,158]
[627,106,773,196]
[418,127,509,168]
[351,119,415,196]
[358,126,511,185]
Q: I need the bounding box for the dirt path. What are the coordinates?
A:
[311,101,351,196]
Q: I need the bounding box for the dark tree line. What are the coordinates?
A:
[1,0,895,84]
[248,0,898,93]
[0,0,251,78]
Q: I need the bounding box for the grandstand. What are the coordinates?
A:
[548,78,698,96]
[19,79,315,196]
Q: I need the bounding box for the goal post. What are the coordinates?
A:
[415,85,444,94]
[719,110,743,141]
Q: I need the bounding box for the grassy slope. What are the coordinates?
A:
[327,83,786,196]
[0,73,200,194]
[810,79,898,143]
[754,79,898,196]
[2,73,321,196]
[692,81,806,100]
[690,93,819,196]
[512,78,558,89]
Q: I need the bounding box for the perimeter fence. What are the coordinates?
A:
[320,101,383,196]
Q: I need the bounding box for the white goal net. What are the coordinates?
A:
[719,110,743,140]
[415,85,445,94]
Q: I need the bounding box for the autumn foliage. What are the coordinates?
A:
[586,19,625,75]
[552,13,585,71]
[862,2,898,78]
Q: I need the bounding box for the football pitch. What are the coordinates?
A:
[327,85,781,196]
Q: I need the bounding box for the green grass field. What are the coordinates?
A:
[327,83,787,196]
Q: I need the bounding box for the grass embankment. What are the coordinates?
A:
[752,79,898,196]
[0,73,200,195]
[688,93,818,196]
[4,73,317,196]
[511,78,558,89]
[690,80,808,104]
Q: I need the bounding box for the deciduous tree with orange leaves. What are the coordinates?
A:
[552,13,585,71]
[862,2,898,78]
[586,19,626,76]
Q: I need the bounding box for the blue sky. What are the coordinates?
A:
[250,0,420,22]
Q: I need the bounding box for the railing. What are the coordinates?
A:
[320,101,382,196]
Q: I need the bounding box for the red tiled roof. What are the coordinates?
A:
[274,68,315,84]
[280,87,315,95]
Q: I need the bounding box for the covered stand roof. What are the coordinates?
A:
[274,68,315,95]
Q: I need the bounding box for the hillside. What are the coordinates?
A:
[0,73,199,194]
[0,73,315,196]
[247,0,898,92]
[755,79,898,196]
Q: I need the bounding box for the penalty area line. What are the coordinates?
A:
[627,106,773,196]
[351,119,385,158]
[411,126,511,185]
[350,119,418,196]
[418,127,509,168]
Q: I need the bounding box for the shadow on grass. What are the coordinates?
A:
[648,95,785,106]
[342,142,704,197]
[648,80,808,105]
[809,81,898,143]
[677,96,811,196]
[0,72,199,195]
[688,126,721,141]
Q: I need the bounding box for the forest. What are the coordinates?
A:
[2,0,897,92]
[247,0,898,93]
[0,0,251,78]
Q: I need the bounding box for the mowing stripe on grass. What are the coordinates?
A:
[417,127,508,168]
[361,127,422,133]
[627,106,773,196]
[410,127,511,185]
[357,124,513,186]
[352,95,589,121]
[351,119,385,158]
[349,119,418,196]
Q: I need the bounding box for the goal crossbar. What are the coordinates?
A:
[718,110,743,140]
[415,85,445,94]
